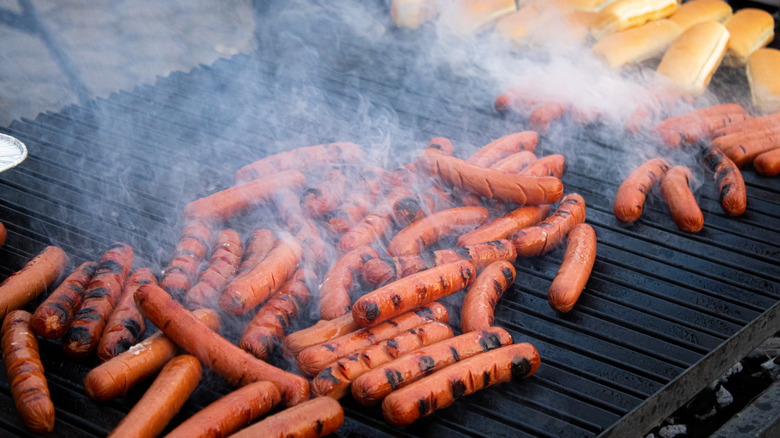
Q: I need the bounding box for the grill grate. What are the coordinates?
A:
[1,16,780,437]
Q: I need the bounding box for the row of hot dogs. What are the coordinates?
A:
[0,130,599,436]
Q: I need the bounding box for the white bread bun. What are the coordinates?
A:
[724,8,775,66]
[557,0,619,12]
[747,48,780,113]
[592,0,679,38]
[656,21,730,95]
[440,0,518,35]
[591,19,682,68]
[391,0,439,29]
[668,0,732,31]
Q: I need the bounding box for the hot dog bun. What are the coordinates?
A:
[668,0,732,31]
[747,48,780,114]
[592,0,679,38]
[591,19,682,68]
[656,21,730,95]
[723,8,775,66]
[558,0,618,12]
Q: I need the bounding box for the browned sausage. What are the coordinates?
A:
[297,302,449,377]
[164,381,281,438]
[160,220,212,299]
[2,310,55,434]
[219,237,302,315]
[715,130,780,168]
[184,170,306,222]
[63,243,133,359]
[272,189,329,270]
[338,186,413,252]
[660,165,704,233]
[319,246,380,320]
[84,308,219,401]
[512,193,587,257]
[613,158,670,224]
[754,148,780,176]
[457,205,551,247]
[282,312,361,359]
[351,327,513,406]
[238,229,276,274]
[519,154,566,178]
[362,239,516,287]
[460,261,516,332]
[0,246,68,321]
[382,342,541,426]
[96,268,156,361]
[311,321,454,399]
[31,260,97,339]
[659,112,752,147]
[228,396,343,438]
[185,228,243,309]
[699,144,747,216]
[467,131,538,167]
[352,261,473,327]
[107,355,202,438]
[490,151,537,173]
[239,269,313,360]
[548,224,597,313]
[386,207,490,257]
[422,150,564,206]
[710,112,780,138]
[301,169,348,218]
[135,283,309,405]
[233,142,362,183]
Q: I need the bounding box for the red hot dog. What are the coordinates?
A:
[228,396,343,438]
[457,205,551,247]
[548,223,597,313]
[97,268,156,361]
[386,206,490,257]
[233,142,362,183]
[660,165,704,233]
[512,193,587,257]
[0,246,68,322]
[32,260,97,339]
[352,261,474,327]
[468,131,538,167]
[461,260,516,332]
[319,246,379,320]
[699,145,747,216]
[613,158,670,223]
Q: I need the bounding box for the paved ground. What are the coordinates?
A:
[0,0,256,126]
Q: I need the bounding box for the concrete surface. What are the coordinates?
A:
[0,0,256,127]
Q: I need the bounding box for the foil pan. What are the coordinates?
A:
[0,133,27,173]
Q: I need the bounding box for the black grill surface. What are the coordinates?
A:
[1,3,780,437]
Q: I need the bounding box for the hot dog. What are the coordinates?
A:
[422,150,564,206]
[324,194,373,235]
[96,268,156,361]
[467,131,538,167]
[548,223,597,313]
[519,154,566,178]
[656,103,745,134]
[311,321,454,399]
[233,142,362,183]
[1,310,55,434]
[185,228,243,309]
[239,269,313,360]
[351,327,513,406]
[31,260,97,339]
[165,381,281,438]
[63,243,133,359]
[184,170,306,222]
[0,245,67,322]
[228,395,343,438]
[490,151,538,173]
[0,221,5,248]
[392,195,435,227]
[319,246,380,320]
[338,186,413,252]
[660,165,704,232]
[362,239,516,287]
[754,148,780,176]
[613,158,671,223]
[272,190,329,270]
[715,130,780,167]
[300,169,348,219]
[238,228,276,274]
[710,112,780,138]
[160,220,212,299]
[512,193,587,257]
[135,283,309,405]
[297,302,449,377]
[386,207,490,257]
[84,308,219,401]
[353,261,473,328]
[457,205,551,247]
[107,355,202,438]
[382,342,541,426]
[219,236,302,315]
[659,112,753,146]
[699,144,747,216]
[461,261,516,332]
[529,101,569,133]
[282,311,361,359]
